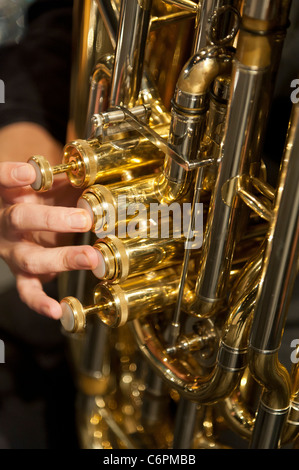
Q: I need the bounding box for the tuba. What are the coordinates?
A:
[28,0,299,449]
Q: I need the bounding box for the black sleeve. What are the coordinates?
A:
[0,0,73,144]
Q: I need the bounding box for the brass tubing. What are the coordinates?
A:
[95,0,118,49]
[193,0,242,53]
[150,11,196,31]
[248,102,299,449]
[249,351,291,449]
[167,166,204,346]
[192,67,267,316]
[85,54,114,138]
[29,122,169,192]
[156,45,233,202]
[237,187,272,222]
[92,235,188,283]
[78,46,234,231]
[250,176,275,201]
[94,267,183,327]
[162,0,198,13]
[249,105,299,353]
[283,363,299,444]
[218,392,255,441]
[172,398,198,449]
[63,129,167,188]
[109,0,153,107]
[68,0,113,141]
[60,267,188,331]
[191,2,290,317]
[132,282,257,403]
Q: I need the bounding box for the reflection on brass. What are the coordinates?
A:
[34,0,299,450]
[28,125,169,191]
[60,266,190,330]
[92,235,189,282]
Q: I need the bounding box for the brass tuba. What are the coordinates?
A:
[28,0,299,449]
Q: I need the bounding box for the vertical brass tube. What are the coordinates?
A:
[95,0,119,49]
[156,45,234,204]
[249,106,299,353]
[68,0,114,140]
[191,0,291,318]
[248,102,299,449]
[85,55,115,138]
[283,362,299,444]
[172,398,198,448]
[193,0,242,53]
[110,0,153,107]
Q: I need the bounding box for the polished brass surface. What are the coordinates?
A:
[92,235,189,282]
[30,0,299,449]
[28,125,169,191]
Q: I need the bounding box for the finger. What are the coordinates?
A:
[12,243,99,275]
[16,275,62,319]
[4,203,93,233]
[0,162,36,189]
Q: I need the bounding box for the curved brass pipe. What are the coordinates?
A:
[132,281,258,404]
[210,359,299,446]
[249,352,291,411]
[284,362,299,444]
[79,45,234,231]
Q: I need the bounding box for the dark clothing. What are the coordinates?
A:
[0,0,73,144]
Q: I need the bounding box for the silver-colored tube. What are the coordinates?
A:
[157,46,234,202]
[191,0,290,317]
[109,0,152,107]
[248,102,299,449]
[95,0,118,49]
[193,0,241,53]
[85,54,114,138]
[172,398,199,448]
[249,104,299,353]
[193,66,266,313]
[243,0,279,21]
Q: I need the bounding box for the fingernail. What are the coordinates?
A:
[12,164,35,182]
[68,212,90,229]
[75,253,93,268]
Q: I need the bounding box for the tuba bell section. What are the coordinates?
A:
[28,0,299,449]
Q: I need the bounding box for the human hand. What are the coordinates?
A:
[0,161,98,319]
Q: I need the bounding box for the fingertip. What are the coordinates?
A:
[86,246,100,269]
[67,209,93,231]
[42,301,62,320]
[11,163,36,185]
[74,246,99,270]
